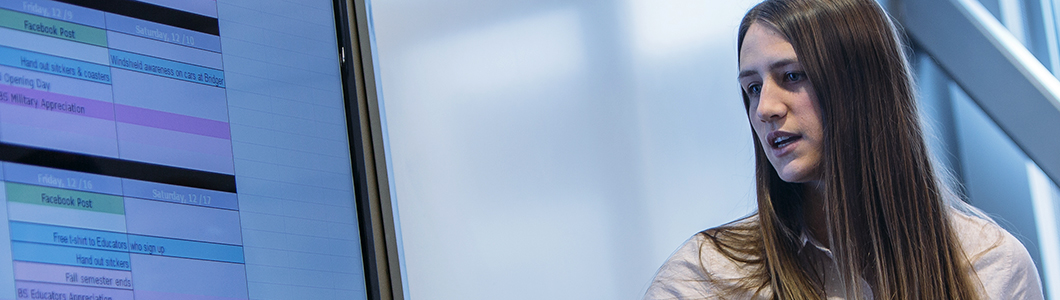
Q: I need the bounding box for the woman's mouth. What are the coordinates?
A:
[766,131,802,153]
[771,135,801,149]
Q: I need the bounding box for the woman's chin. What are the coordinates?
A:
[773,157,821,183]
[777,168,817,183]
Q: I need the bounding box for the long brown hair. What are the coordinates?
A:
[704,0,982,298]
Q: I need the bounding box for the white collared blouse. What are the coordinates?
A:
[644,211,1045,300]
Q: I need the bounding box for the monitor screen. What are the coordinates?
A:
[0,0,366,299]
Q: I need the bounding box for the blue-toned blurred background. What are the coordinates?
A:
[363,0,1060,299]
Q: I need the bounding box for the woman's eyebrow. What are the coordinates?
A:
[737,69,757,80]
[738,59,799,79]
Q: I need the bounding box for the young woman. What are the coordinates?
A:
[644,0,1045,299]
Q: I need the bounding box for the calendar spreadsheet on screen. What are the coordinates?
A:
[0,0,366,299]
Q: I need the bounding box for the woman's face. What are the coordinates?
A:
[738,22,824,184]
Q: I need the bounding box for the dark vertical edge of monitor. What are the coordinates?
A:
[333,0,404,300]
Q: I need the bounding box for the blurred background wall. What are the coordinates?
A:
[362,0,1060,299]
[369,1,760,298]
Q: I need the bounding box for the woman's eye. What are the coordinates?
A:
[747,84,761,95]
[785,72,804,82]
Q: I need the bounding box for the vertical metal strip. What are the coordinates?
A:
[1043,0,1060,73]
[336,0,403,299]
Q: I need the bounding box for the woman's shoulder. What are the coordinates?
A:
[644,216,768,300]
[949,210,1045,299]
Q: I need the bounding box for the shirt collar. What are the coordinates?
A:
[798,230,834,259]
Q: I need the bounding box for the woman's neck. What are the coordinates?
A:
[802,181,828,244]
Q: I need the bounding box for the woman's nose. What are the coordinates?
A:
[755,82,787,123]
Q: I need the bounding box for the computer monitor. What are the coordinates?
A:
[0,0,376,299]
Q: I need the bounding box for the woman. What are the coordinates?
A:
[644,0,1045,299]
